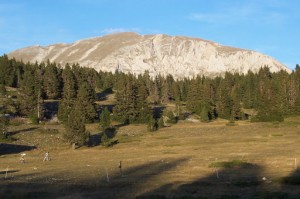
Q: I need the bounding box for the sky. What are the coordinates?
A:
[0,0,299,69]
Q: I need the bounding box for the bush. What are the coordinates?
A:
[163,110,177,124]
[148,117,158,132]
[200,106,210,122]
[252,110,284,122]
[158,117,164,128]
[30,114,39,124]
[101,132,118,147]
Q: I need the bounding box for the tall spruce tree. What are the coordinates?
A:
[100,107,111,130]
[18,66,38,117]
[113,77,151,124]
[75,82,97,123]
[43,61,60,99]
[58,64,77,123]
[64,105,88,147]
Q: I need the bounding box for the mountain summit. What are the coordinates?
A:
[8,32,290,78]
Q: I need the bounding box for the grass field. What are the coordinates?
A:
[1,117,300,199]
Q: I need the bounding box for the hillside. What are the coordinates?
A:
[8,32,290,79]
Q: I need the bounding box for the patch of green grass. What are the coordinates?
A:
[209,160,251,168]
[226,121,238,126]
[117,134,141,143]
[0,135,16,143]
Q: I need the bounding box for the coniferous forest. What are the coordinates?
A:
[1,54,300,142]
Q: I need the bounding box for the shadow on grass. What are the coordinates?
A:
[0,170,20,175]
[138,162,300,199]
[280,169,300,185]
[1,158,299,199]
[0,143,36,155]
[9,127,39,136]
[88,128,118,147]
[0,157,189,199]
[96,88,113,101]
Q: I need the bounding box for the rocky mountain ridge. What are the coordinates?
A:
[8,32,290,78]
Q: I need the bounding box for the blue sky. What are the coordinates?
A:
[0,0,299,69]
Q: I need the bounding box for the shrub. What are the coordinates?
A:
[148,117,158,132]
[252,110,284,122]
[163,110,177,124]
[30,114,39,124]
[158,117,164,128]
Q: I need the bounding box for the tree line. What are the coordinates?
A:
[1,54,300,144]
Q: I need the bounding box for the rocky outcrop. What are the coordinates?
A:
[8,32,290,78]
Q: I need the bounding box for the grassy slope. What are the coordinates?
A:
[0,118,300,198]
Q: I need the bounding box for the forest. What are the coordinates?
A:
[1,54,300,144]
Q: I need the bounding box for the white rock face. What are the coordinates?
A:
[8,32,290,79]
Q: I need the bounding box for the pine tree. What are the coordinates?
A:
[148,117,158,132]
[18,66,38,117]
[64,105,88,147]
[43,61,60,99]
[100,107,111,130]
[113,77,151,124]
[58,64,77,123]
[0,55,16,87]
[75,82,97,123]
[200,106,209,122]
[0,84,6,96]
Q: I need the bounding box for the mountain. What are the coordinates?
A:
[8,32,290,78]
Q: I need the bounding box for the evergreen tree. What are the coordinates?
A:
[18,66,38,117]
[0,84,7,96]
[43,61,60,99]
[113,77,151,124]
[216,76,234,119]
[158,117,165,128]
[64,105,88,146]
[75,82,97,123]
[148,117,158,132]
[163,110,177,124]
[100,107,111,130]
[58,64,77,123]
[200,106,210,122]
[0,55,17,87]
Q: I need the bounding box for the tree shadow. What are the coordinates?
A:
[0,170,19,175]
[0,157,189,199]
[43,101,59,119]
[138,162,265,199]
[88,133,101,146]
[96,88,113,101]
[0,143,36,155]
[1,157,299,199]
[9,127,39,136]
[88,128,118,147]
[137,162,300,199]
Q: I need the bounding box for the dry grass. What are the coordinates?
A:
[1,118,300,198]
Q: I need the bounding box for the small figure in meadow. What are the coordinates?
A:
[20,153,26,163]
[43,151,50,161]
